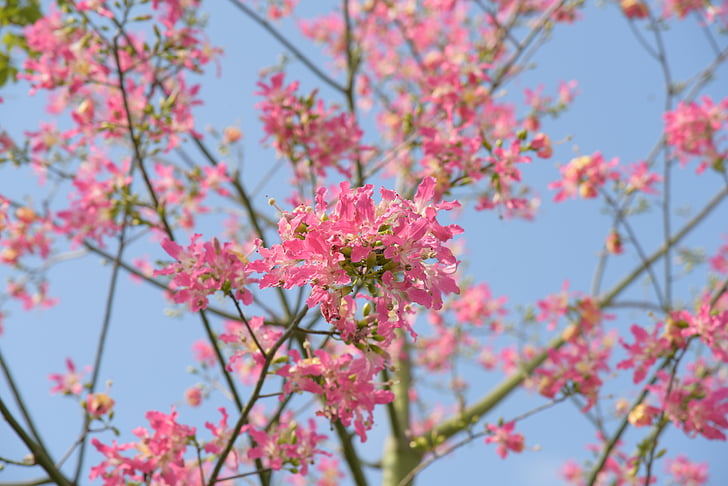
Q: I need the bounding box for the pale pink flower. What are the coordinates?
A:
[484,421,525,459]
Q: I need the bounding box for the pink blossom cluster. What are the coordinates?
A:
[246,417,328,475]
[484,421,525,459]
[617,323,673,384]
[561,433,651,485]
[537,328,615,410]
[277,349,393,441]
[536,297,615,409]
[252,177,461,344]
[19,11,109,95]
[48,358,89,396]
[646,363,728,440]
[549,152,620,201]
[0,201,53,266]
[709,235,728,274]
[155,234,255,312]
[90,408,198,486]
[450,283,508,328]
[151,162,232,229]
[55,155,130,247]
[19,3,214,152]
[550,153,663,201]
[661,0,713,18]
[666,455,709,485]
[417,283,508,371]
[415,319,477,371]
[252,0,299,20]
[296,1,578,218]
[256,72,367,182]
[674,303,728,362]
[6,279,57,311]
[663,96,728,172]
[219,316,285,385]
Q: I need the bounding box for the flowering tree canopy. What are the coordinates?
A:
[1,0,727,485]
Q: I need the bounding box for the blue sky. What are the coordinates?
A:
[1,1,727,485]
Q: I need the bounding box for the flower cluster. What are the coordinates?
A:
[663,96,728,172]
[256,72,367,182]
[561,433,648,485]
[252,177,461,344]
[219,316,286,384]
[19,3,216,152]
[246,417,328,475]
[666,455,709,485]
[49,358,89,396]
[536,297,614,409]
[484,421,525,459]
[646,363,728,440]
[90,408,197,486]
[0,202,54,266]
[549,152,620,201]
[152,161,232,229]
[277,349,393,441]
[617,323,673,384]
[674,303,728,362]
[155,234,254,312]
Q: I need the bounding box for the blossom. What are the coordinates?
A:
[617,323,672,383]
[223,126,242,143]
[184,387,202,407]
[155,234,255,312]
[622,161,662,194]
[49,358,89,396]
[606,230,623,255]
[663,96,728,171]
[647,365,728,440]
[666,455,709,485]
[620,0,649,18]
[247,417,328,475]
[530,132,553,158]
[86,393,115,418]
[277,349,393,441]
[219,316,285,384]
[549,152,620,201]
[251,177,461,344]
[90,408,196,485]
[662,0,709,18]
[256,72,367,182]
[484,421,525,459]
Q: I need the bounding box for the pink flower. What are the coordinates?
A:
[247,417,328,475]
[549,152,620,201]
[86,393,115,418]
[255,72,368,182]
[277,349,394,441]
[647,365,728,440]
[617,323,672,383]
[90,408,196,485]
[662,0,709,18]
[203,408,233,455]
[709,236,728,274]
[663,96,728,171]
[530,132,553,158]
[620,0,649,18]
[49,358,89,396]
[155,234,255,312]
[222,126,242,143]
[666,455,709,485]
[606,230,624,255]
[484,421,525,459]
[251,177,461,344]
[623,161,662,194]
[184,387,202,407]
